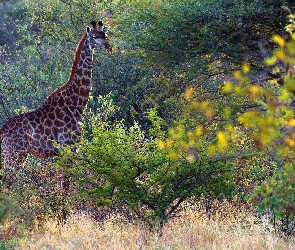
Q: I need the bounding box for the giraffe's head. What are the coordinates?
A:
[87,20,112,52]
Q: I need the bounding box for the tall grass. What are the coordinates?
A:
[18,210,294,250]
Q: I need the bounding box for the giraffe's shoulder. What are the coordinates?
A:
[0,113,27,136]
[1,112,26,125]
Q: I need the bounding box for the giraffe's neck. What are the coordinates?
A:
[45,33,94,121]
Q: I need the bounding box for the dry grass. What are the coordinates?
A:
[17,209,295,250]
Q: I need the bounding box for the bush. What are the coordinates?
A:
[57,106,239,229]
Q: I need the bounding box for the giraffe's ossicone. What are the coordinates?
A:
[0,21,111,186]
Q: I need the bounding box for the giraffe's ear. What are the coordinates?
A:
[86,26,91,33]
[90,21,97,28]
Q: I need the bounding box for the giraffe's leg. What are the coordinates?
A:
[55,166,72,224]
[56,168,69,192]
[2,152,28,188]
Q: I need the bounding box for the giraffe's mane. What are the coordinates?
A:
[45,33,87,102]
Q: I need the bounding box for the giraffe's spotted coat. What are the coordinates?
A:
[0,25,111,185]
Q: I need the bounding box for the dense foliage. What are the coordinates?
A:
[57,108,240,228]
[1,0,295,243]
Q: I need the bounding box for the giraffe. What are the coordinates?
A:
[0,21,112,187]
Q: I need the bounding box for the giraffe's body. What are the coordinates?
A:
[0,23,111,183]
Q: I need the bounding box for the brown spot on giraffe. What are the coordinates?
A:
[0,21,112,187]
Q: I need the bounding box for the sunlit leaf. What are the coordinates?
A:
[288,119,295,127]
[272,34,286,47]
[265,56,277,66]
[156,139,165,149]
[242,62,250,74]
[217,131,228,148]
[182,86,194,101]
[195,125,203,137]
[222,81,232,93]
